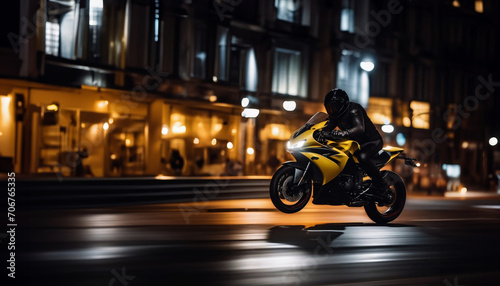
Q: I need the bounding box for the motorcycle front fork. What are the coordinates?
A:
[294,162,311,187]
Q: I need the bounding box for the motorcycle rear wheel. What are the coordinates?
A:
[270,165,312,213]
[364,171,406,224]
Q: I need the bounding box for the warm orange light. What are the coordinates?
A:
[452,0,460,8]
[475,0,483,13]
[47,103,59,112]
[97,100,108,108]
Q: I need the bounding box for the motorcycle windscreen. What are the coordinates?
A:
[305,112,329,125]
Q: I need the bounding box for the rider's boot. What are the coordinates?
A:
[371,172,390,196]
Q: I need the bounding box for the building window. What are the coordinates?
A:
[154,0,160,42]
[192,21,208,79]
[367,97,392,125]
[215,27,229,82]
[336,50,369,107]
[475,0,484,13]
[45,0,129,67]
[410,101,430,129]
[340,0,355,33]
[272,48,306,97]
[88,0,103,61]
[45,21,60,56]
[275,0,308,25]
[228,37,258,92]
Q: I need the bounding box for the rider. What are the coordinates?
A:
[323,88,389,194]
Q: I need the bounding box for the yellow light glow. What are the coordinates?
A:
[81,123,86,128]
[193,138,200,144]
[452,0,460,7]
[403,117,411,127]
[232,128,237,135]
[227,142,233,149]
[108,118,114,124]
[475,0,483,13]
[272,126,280,136]
[247,147,254,155]
[125,139,131,146]
[46,104,59,112]
[110,154,117,160]
[214,123,223,133]
[161,126,169,135]
[416,162,421,167]
[209,95,217,102]
[1,96,12,125]
[211,138,217,145]
[212,76,218,82]
[462,142,469,149]
[460,187,467,194]
[172,122,186,134]
[0,131,3,136]
[97,100,108,108]
[103,122,109,130]
[367,97,392,125]
[410,101,430,129]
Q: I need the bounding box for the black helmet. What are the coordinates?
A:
[324,88,350,120]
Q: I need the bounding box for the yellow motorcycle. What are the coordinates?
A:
[270,112,417,224]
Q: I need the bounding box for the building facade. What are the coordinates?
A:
[1,0,499,189]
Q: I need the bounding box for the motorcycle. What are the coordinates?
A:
[269,112,417,224]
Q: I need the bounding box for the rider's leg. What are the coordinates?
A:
[356,141,389,193]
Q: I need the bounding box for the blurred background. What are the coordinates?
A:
[0,0,499,194]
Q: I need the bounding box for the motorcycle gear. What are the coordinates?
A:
[324,89,350,120]
[324,102,383,149]
[323,89,385,195]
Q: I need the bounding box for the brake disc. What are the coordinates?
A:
[281,176,303,202]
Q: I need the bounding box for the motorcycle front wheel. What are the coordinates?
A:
[364,171,406,224]
[270,165,312,213]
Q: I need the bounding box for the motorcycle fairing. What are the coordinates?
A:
[289,120,361,185]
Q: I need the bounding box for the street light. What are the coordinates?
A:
[241,108,260,118]
[360,61,375,72]
[241,97,250,107]
[490,137,498,147]
[283,100,296,111]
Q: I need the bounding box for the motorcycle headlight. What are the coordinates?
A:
[287,139,306,150]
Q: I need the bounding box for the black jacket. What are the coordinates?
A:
[325,102,383,147]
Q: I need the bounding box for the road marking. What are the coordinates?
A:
[473,205,500,210]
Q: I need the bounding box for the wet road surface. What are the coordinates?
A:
[12,194,500,285]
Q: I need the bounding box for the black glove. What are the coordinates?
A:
[330,130,349,141]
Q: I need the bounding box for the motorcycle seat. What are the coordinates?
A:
[370,150,391,168]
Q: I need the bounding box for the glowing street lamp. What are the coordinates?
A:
[490,137,498,147]
[360,61,375,72]
[241,97,250,108]
[283,100,296,111]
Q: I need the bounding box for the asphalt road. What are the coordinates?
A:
[8,193,500,286]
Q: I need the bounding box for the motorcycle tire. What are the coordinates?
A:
[270,165,312,214]
[364,171,406,224]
